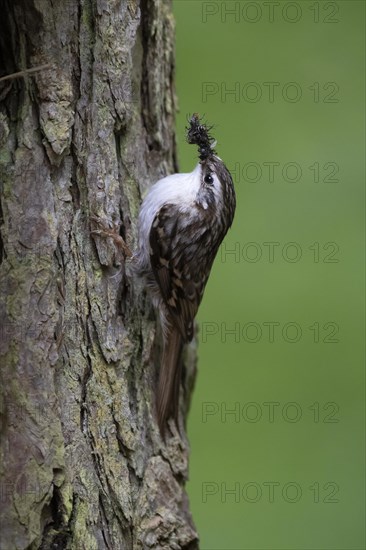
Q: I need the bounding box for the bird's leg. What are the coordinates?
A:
[90,215,132,258]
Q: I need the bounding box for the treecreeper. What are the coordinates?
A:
[134,114,236,434]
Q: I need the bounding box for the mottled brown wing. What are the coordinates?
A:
[149,204,212,342]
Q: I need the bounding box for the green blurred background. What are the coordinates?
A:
[172,1,365,548]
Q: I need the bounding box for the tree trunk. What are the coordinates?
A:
[0,1,199,548]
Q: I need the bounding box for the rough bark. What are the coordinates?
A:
[0,1,199,548]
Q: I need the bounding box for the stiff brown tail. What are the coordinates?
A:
[157,326,183,434]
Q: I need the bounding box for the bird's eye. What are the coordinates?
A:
[204,173,214,185]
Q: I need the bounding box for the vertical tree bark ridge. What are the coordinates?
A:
[0,1,199,548]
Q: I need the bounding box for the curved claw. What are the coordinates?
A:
[90,215,132,257]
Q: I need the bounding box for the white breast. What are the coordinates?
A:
[136,163,202,268]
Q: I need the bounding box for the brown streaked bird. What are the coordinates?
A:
[134,114,236,434]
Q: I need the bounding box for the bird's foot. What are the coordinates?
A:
[90,215,132,258]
